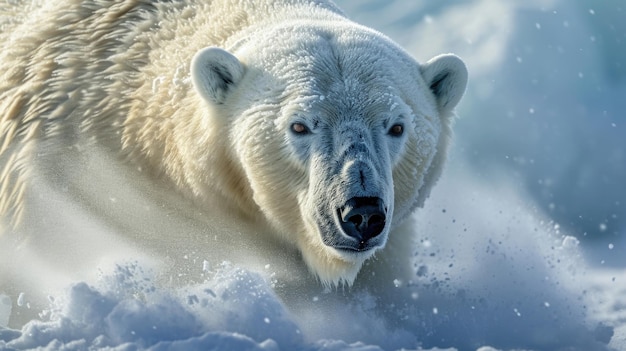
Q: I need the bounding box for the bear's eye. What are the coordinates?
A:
[291,122,310,135]
[388,124,404,137]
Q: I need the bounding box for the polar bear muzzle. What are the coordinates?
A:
[337,197,387,250]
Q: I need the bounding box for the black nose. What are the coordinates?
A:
[338,197,387,243]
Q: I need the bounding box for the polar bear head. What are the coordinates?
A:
[191,23,467,286]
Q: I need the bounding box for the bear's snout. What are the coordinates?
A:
[338,197,387,249]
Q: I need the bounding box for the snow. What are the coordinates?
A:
[2,174,622,351]
[1,0,626,350]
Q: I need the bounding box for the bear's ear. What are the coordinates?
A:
[420,54,468,114]
[191,47,245,105]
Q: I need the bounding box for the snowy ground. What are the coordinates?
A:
[1,0,625,350]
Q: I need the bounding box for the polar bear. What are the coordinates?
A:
[0,0,466,319]
[188,41,466,285]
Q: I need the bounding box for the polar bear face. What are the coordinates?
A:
[191,24,467,286]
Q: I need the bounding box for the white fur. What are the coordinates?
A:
[420,54,468,111]
[191,47,245,105]
[0,0,467,323]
